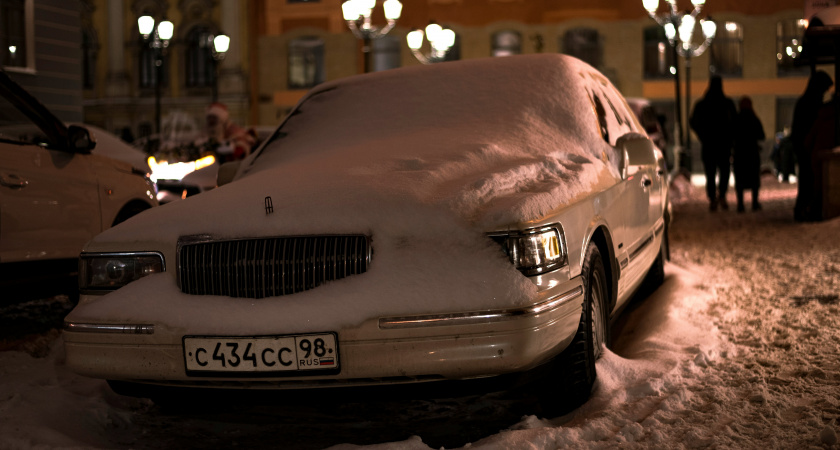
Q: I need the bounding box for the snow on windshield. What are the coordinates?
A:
[245,54,622,229]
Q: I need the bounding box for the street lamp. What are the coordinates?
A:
[138,15,174,139]
[342,0,402,73]
[210,33,230,102]
[643,0,716,172]
[406,23,456,64]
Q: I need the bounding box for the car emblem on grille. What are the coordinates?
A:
[265,196,274,214]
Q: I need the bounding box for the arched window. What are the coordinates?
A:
[492,30,521,57]
[288,36,324,89]
[777,18,809,77]
[0,0,27,68]
[709,21,743,77]
[185,26,216,88]
[562,28,602,68]
[82,28,98,89]
[138,38,168,89]
[372,35,400,72]
[643,26,674,79]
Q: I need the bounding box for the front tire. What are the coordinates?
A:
[538,244,609,416]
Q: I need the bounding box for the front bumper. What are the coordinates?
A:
[64,278,583,390]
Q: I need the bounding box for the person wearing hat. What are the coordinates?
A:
[205,102,255,161]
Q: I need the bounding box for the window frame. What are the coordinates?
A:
[709,21,744,78]
[0,0,35,73]
[287,35,325,90]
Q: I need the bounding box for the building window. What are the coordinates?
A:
[139,39,169,89]
[562,28,602,68]
[288,36,325,89]
[82,28,98,89]
[185,26,216,88]
[492,30,521,57]
[709,21,743,77]
[0,0,29,69]
[643,26,675,79]
[777,19,809,77]
[372,35,400,72]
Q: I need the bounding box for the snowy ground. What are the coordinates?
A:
[1,175,838,449]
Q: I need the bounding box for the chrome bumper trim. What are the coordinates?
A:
[378,286,584,330]
[64,322,155,335]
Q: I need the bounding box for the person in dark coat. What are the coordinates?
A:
[791,70,833,221]
[733,96,765,212]
[690,76,738,211]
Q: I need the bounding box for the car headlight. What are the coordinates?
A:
[489,224,568,276]
[79,252,165,292]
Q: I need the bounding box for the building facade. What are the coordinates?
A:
[2,0,84,122]
[81,0,250,146]
[253,0,824,169]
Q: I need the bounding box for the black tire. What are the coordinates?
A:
[538,244,609,416]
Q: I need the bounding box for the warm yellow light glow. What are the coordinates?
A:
[642,0,659,13]
[406,30,424,50]
[158,20,174,40]
[138,16,155,36]
[383,0,402,20]
[213,34,230,53]
[147,155,215,182]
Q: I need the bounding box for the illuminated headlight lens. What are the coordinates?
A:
[490,225,568,276]
[79,252,165,291]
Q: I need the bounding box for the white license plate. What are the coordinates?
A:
[184,333,339,374]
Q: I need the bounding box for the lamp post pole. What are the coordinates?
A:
[342,0,402,73]
[643,0,716,173]
[138,16,174,139]
[211,33,230,103]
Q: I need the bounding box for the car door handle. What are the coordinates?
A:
[0,174,29,189]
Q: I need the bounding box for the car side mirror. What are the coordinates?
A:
[616,133,656,179]
[217,160,242,187]
[67,125,96,153]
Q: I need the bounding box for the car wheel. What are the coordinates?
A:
[538,244,609,416]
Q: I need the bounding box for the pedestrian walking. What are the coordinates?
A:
[733,96,765,212]
[690,76,738,211]
[791,70,833,222]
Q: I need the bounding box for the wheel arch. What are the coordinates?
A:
[585,225,619,313]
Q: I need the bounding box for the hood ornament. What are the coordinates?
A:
[265,196,274,215]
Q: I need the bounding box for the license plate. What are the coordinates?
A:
[184,333,339,374]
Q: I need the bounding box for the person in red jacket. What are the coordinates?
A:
[205,102,255,161]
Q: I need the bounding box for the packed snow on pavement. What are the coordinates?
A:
[0,176,838,449]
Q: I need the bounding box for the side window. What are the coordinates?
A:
[588,90,610,144]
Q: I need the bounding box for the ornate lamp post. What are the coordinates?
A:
[138,16,174,137]
[643,0,716,172]
[342,0,402,73]
[210,33,230,102]
[406,23,456,64]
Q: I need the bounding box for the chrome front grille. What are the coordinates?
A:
[178,235,371,299]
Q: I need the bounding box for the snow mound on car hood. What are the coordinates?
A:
[243,53,621,229]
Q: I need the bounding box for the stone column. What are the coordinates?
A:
[218,0,246,97]
[105,0,131,97]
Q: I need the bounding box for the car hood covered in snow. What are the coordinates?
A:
[83,55,624,331]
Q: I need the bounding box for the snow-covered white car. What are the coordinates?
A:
[0,70,157,298]
[64,54,669,412]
